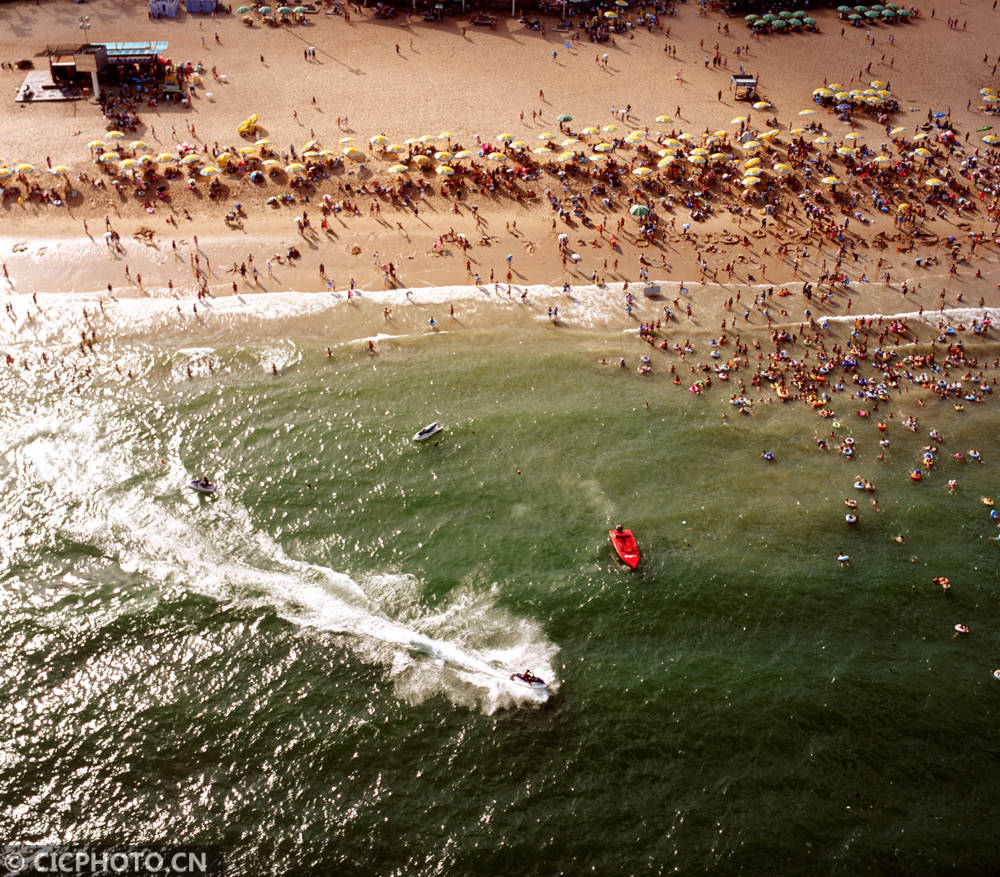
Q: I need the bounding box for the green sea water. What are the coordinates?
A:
[2,294,1000,874]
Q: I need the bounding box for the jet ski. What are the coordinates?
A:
[510,670,548,690]
[189,478,218,495]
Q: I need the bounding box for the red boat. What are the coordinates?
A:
[609,526,640,569]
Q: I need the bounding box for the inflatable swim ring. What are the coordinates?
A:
[954,624,970,635]
[910,469,922,481]
[982,497,994,506]
[845,514,858,525]
[845,499,858,509]
[994,669,1000,681]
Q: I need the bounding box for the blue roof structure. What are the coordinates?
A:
[94,41,169,62]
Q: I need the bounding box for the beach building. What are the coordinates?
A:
[150,0,181,18]
[184,0,218,12]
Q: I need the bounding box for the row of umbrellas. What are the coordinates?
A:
[235,4,308,13]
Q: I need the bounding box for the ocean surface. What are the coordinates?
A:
[3,290,1000,875]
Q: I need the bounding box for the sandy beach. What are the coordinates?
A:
[0,0,998,347]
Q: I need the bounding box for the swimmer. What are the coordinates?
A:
[954,624,970,636]
[838,553,850,567]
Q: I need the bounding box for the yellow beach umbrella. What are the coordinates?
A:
[925,178,944,187]
[742,176,761,187]
[285,162,304,173]
[385,143,405,154]
[602,124,619,133]
[655,115,673,124]
[434,150,454,161]
[844,132,862,140]
[387,164,408,174]
[435,164,455,176]
[789,128,804,135]
[744,156,761,167]
[688,154,707,165]
[983,134,1000,145]
[180,154,200,165]
[560,138,579,148]
[557,151,576,162]
[657,157,675,168]
[129,140,149,150]
[897,203,910,213]
[98,153,119,163]
[759,129,781,140]
[200,165,221,177]
[453,150,472,160]
[157,153,178,163]
[119,158,140,170]
[497,132,514,142]
[509,141,527,150]
[676,132,696,142]
[913,147,932,157]
[15,163,35,174]
[411,154,432,165]
[797,109,816,116]
[336,138,352,146]
[889,126,906,136]
[690,147,709,156]
[740,140,761,150]
[50,165,70,175]
[730,116,747,125]
[871,155,892,164]
[633,166,653,176]
[743,165,762,176]
[813,87,834,97]
[912,132,929,141]
[752,101,771,110]
[438,131,454,139]
[814,136,832,145]
[417,134,435,143]
[238,146,258,156]
[343,147,363,159]
[370,134,389,145]
[532,147,551,156]
[593,142,613,153]
[87,139,105,150]
[105,131,124,140]
[0,167,12,179]
[303,151,322,160]
[710,152,729,162]
[821,176,840,185]
[870,79,886,89]
[254,138,271,147]
[262,159,281,169]
[537,132,556,141]
[625,131,645,144]
[835,146,857,156]
[582,126,600,135]
[487,151,507,161]
[772,163,793,175]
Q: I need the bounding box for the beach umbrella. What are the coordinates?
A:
[602,124,619,133]
[0,167,12,179]
[633,167,653,177]
[655,115,673,124]
[690,147,709,156]
[434,150,454,161]
[742,177,761,187]
[744,157,761,167]
[180,154,200,165]
[656,157,675,168]
[200,166,221,177]
[603,10,618,18]
[745,13,758,21]
[435,165,454,176]
[803,17,816,25]
[532,147,551,156]
[688,155,707,165]
[871,155,892,164]
[105,131,124,141]
[496,132,514,142]
[813,87,834,97]
[772,163,793,175]
[487,151,507,161]
[730,116,748,125]
[129,140,149,151]
[865,10,879,17]
[753,101,771,110]
[387,164,408,174]
[677,132,696,142]
[157,152,178,163]
[216,152,236,164]
[759,129,781,140]
[761,13,776,21]
[238,146,258,156]
[593,142,613,153]
[977,125,994,132]
[844,132,862,140]
[87,140,105,150]
[556,114,573,122]
[453,150,472,159]
[896,203,910,213]
[821,176,841,185]
[262,159,281,169]
[913,147,932,157]
[772,19,788,27]
[848,14,861,20]
[49,165,70,175]
[277,6,292,13]
[438,131,454,139]
[285,163,304,173]
[983,134,1000,144]
[657,147,678,158]
[336,137,352,145]
[294,5,308,11]
[139,155,155,166]
[14,163,35,174]
[924,178,944,187]
[582,126,600,134]
[778,10,792,17]
[789,128,805,135]
[343,147,363,159]
[835,146,857,156]
[710,152,730,162]
[629,205,650,216]
[813,136,832,145]
[411,154,432,165]
[560,138,579,148]
[740,140,761,150]
[625,132,645,145]
[98,153,120,163]
[889,126,906,137]
[119,158,140,170]
[302,151,322,160]
[254,139,271,149]
[258,6,273,12]
[237,5,251,12]
[385,143,405,154]
[557,151,576,162]
[798,109,816,116]
[743,165,762,176]
[537,132,556,141]
[318,149,335,157]
[837,5,851,11]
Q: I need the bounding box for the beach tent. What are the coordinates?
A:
[184,0,217,12]
[150,0,180,17]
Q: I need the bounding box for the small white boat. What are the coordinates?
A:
[189,479,219,495]
[413,421,444,442]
